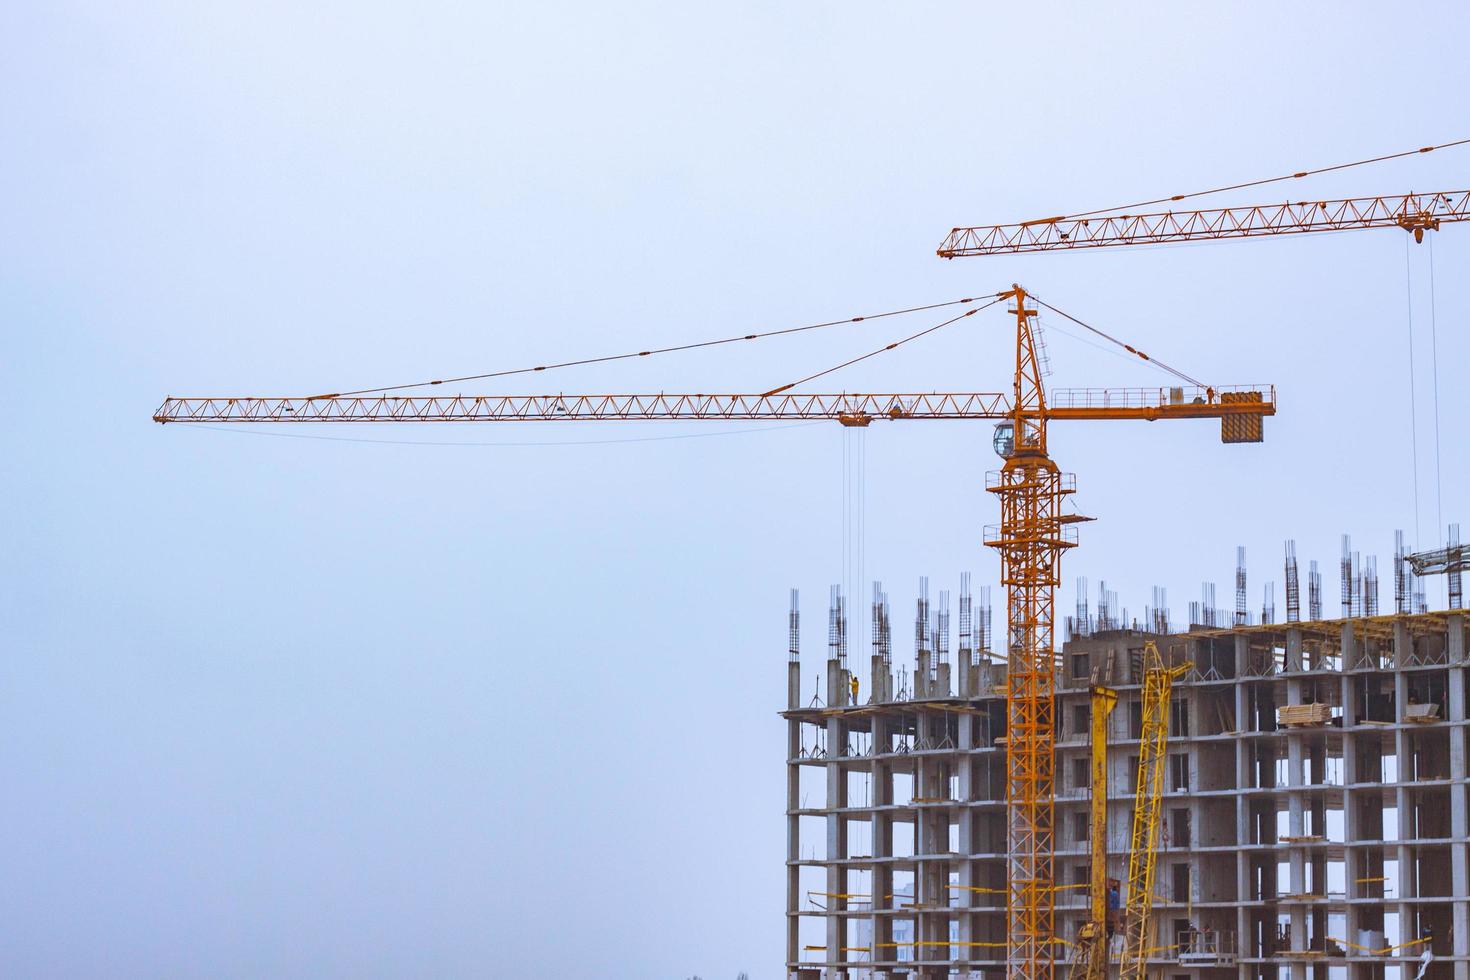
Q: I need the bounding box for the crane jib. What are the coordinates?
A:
[153,387,1274,432]
[938,189,1470,256]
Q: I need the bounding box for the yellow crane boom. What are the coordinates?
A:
[1121,642,1191,980]
[1072,685,1118,980]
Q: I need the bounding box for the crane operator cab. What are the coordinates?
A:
[992,421,1015,459]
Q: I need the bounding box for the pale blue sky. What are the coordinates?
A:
[3,3,1468,977]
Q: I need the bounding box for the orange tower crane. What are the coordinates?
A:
[155,285,1272,979]
[938,137,1470,258]
[936,139,1467,980]
[938,188,1469,257]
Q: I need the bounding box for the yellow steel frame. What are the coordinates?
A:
[1071,686,1117,980]
[1120,643,1190,980]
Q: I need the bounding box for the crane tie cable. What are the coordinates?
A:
[307,294,1003,399]
[1021,136,1470,226]
[761,295,1007,396]
[1028,293,1207,389]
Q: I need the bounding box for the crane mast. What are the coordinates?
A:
[987,286,1085,980]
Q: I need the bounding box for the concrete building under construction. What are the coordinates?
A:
[784,550,1469,980]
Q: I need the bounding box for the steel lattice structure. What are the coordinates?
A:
[983,293,1076,980]
[1120,643,1191,980]
[937,189,1470,257]
[154,387,1272,426]
[1071,684,1118,980]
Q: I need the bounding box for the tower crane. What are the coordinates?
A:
[938,189,1469,257]
[934,137,1466,980]
[156,283,1271,980]
[937,139,1469,257]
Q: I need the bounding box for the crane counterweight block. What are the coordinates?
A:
[1219,390,1267,443]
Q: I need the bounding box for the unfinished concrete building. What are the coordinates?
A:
[784,572,1470,980]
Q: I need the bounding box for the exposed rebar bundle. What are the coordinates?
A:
[1364,556,1379,617]
[979,585,993,654]
[936,590,952,669]
[872,581,892,665]
[915,577,931,690]
[1308,560,1323,621]
[1097,580,1118,632]
[828,584,847,665]
[1150,586,1169,634]
[1285,540,1301,623]
[1396,530,1411,614]
[1075,576,1090,639]
[959,572,974,667]
[1452,524,1464,611]
[1235,546,1248,626]
[788,588,800,663]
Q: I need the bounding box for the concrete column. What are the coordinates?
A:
[871,718,893,980]
[1286,627,1304,673]
[915,714,950,976]
[827,711,848,979]
[1286,675,1308,978]
[788,698,802,973]
[1394,623,1415,963]
[1342,672,1361,970]
[958,713,976,972]
[1235,664,1252,980]
[1448,615,1468,980]
[828,658,846,708]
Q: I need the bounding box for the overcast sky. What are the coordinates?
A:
[3,2,1468,977]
